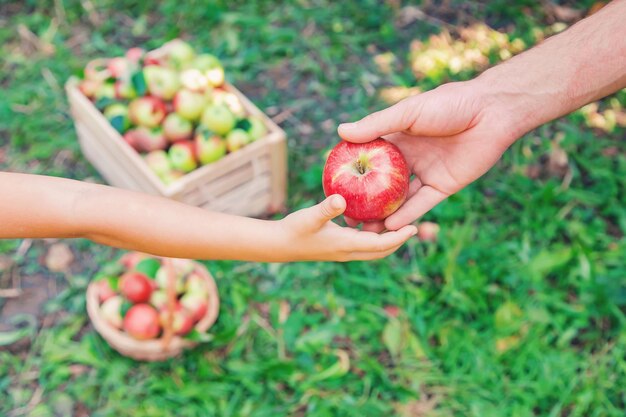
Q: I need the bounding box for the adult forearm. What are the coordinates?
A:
[477,0,626,139]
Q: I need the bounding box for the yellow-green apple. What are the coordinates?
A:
[123,304,160,340]
[212,88,245,117]
[123,127,168,152]
[144,150,172,178]
[128,96,167,128]
[149,289,168,310]
[95,82,116,100]
[159,302,195,336]
[155,265,186,293]
[119,272,153,303]
[162,113,193,142]
[201,103,236,135]
[168,141,198,173]
[226,128,249,152]
[107,57,130,78]
[78,79,101,99]
[97,279,117,303]
[114,79,137,100]
[185,272,208,295]
[195,128,226,164]
[165,39,195,69]
[160,170,184,185]
[143,65,180,100]
[322,138,410,221]
[180,292,208,322]
[179,69,210,92]
[173,89,206,121]
[247,116,267,141]
[104,103,131,133]
[100,295,123,329]
[191,54,224,87]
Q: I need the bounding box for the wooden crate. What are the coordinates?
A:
[65,78,287,217]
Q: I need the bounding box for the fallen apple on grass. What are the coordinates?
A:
[123,304,160,340]
[322,138,410,222]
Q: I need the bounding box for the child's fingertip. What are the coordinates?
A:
[330,194,346,211]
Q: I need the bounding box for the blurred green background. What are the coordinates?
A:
[1,1,625,416]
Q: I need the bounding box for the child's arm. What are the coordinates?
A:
[0,172,416,262]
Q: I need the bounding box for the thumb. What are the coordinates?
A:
[338,101,413,143]
[308,194,346,229]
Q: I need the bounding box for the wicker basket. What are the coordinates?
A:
[86,260,219,361]
[65,53,287,217]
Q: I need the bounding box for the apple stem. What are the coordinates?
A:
[356,159,366,175]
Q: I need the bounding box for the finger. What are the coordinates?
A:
[301,194,346,230]
[353,224,417,252]
[347,242,406,261]
[384,186,448,231]
[407,177,422,198]
[338,101,414,143]
[344,216,361,228]
[362,221,386,233]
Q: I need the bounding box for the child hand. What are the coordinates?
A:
[279,194,417,261]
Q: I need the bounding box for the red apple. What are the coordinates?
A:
[322,138,409,221]
[168,141,198,173]
[97,279,117,303]
[173,89,206,121]
[123,304,160,340]
[100,295,123,329]
[143,65,180,100]
[180,292,208,322]
[195,129,226,164]
[123,127,168,153]
[119,272,153,303]
[162,113,193,142]
[107,57,130,79]
[128,96,167,128]
[159,302,195,336]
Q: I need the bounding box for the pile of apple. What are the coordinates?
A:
[96,253,210,340]
[78,39,267,185]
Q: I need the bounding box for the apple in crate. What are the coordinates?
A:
[195,128,226,165]
[180,292,208,322]
[322,138,410,222]
[128,96,167,128]
[107,57,130,78]
[201,103,236,136]
[100,295,123,329]
[103,103,131,133]
[123,304,160,340]
[212,89,245,117]
[168,141,198,173]
[161,170,184,185]
[114,79,137,100]
[159,303,195,336]
[126,47,145,63]
[95,82,116,100]
[119,272,153,303]
[226,129,249,153]
[79,79,101,99]
[123,127,168,153]
[163,113,193,142]
[173,89,206,121]
[143,65,180,100]
[144,150,172,178]
[247,116,267,142]
[191,54,224,87]
[165,39,195,69]
[180,69,210,93]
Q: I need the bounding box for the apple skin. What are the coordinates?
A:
[212,89,245,117]
[97,279,117,304]
[123,304,161,340]
[165,39,195,70]
[107,57,130,78]
[201,104,236,135]
[119,272,154,303]
[195,129,226,165]
[191,54,224,87]
[417,221,440,242]
[161,170,184,185]
[180,292,209,322]
[143,65,180,100]
[173,89,206,121]
[103,103,131,131]
[126,47,145,63]
[179,69,210,93]
[168,141,198,173]
[159,302,195,336]
[150,289,168,310]
[101,295,124,329]
[123,127,168,153]
[114,79,137,100]
[78,79,101,99]
[95,82,116,100]
[225,129,249,153]
[162,113,193,142]
[128,96,167,128]
[185,272,208,295]
[144,150,172,178]
[119,252,148,270]
[155,265,186,293]
[247,116,267,142]
[322,138,409,222]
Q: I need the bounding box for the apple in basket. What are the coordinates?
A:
[100,295,123,329]
[119,272,153,303]
[159,302,195,336]
[123,304,161,340]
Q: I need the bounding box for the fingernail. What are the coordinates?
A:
[338,122,357,132]
[330,195,342,210]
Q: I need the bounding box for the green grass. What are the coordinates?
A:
[1,1,625,416]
